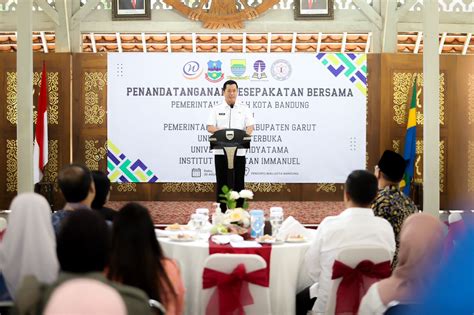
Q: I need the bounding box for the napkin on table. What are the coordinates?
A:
[211,234,244,245]
[276,216,311,240]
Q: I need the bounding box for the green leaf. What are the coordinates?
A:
[228,200,236,209]
[222,185,230,193]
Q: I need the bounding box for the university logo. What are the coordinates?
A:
[271,59,292,81]
[228,59,249,80]
[182,61,203,80]
[251,60,267,80]
[205,60,224,82]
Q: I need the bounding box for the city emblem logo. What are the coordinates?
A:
[228,59,249,80]
[182,61,203,80]
[205,60,224,82]
[251,60,267,80]
[271,59,292,81]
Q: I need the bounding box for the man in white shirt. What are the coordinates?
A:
[207,80,254,210]
[298,170,395,315]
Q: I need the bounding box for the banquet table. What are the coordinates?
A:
[158,234,314,315]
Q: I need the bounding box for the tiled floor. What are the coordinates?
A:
[107,201,345,225]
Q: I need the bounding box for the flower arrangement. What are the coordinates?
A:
[219,185,254,228]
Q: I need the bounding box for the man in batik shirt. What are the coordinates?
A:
[372,150,418,267]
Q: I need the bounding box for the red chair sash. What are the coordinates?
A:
[209,240,272,286]
[331,259,391,314]
[202,263,268,315]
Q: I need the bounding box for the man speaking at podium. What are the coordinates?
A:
[207,80,255,211]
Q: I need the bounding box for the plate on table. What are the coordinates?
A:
[169,234,195,242]
[256,236,284,245]
[165,223,189,231]
[285,235,307,243]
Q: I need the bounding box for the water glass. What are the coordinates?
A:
[190,213,203,230]
[269,207,284,237]
[195,208,209,224]
[191,213,206,239]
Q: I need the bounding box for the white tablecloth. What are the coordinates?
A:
[159,236,313,315]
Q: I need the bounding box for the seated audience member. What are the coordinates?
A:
[443,212,466,259]
[52,164,96,234]
[92,170,116,221]
[15,209,152,315]
[44,278,126,315]
[298,170,395,315]
[0,193,58,300]
[108,203,185,315]
[358,213,445,315]
[372,150,417,267]
[415,225,474,314]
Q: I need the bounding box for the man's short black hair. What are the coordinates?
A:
[222,80,238,91]
[91,170,111,209]
[377,150,407,183]
[57,209,109,273]
[345,170,378,207]
[58,164,92,203]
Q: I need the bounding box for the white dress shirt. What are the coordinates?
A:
[206,101,254,156]
[304,207,395,313]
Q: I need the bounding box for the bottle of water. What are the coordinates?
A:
[250,210,265,238]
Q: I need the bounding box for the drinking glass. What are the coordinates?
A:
[195,208,209,224]
[269,207,284,238]
[191,213,206,239]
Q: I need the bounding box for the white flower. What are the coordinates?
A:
[229,210,243,222]
[239,190,254,199]
[229,191,240,200]
[242,217,250,227]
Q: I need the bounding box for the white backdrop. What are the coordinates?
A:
[107,53,367,183]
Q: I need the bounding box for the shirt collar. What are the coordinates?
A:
[339,207,374,217]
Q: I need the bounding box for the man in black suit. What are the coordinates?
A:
[118,0,144,10]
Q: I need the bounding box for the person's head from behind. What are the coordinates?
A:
[57,209,109,273]
[44,278,126,315]
[58,164,95,207]
[396,213,444,282]
[222,80,238,106]
[375,150,407,185]
[344,170,378,208]
[109,202,174,301]
[91,170,111,210]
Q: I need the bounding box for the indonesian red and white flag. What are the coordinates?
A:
[33,61,48,183]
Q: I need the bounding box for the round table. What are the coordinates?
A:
[159,237,313,315]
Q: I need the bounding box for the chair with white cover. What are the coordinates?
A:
[200,253,271,315]
[323,246,392,315]
[0,217,7,241]
[149,299,166,315]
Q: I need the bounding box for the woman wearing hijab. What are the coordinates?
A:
[0,193,59,299]
[44,278,127,315]
[107,202,185,315]
[358,213,445,315]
